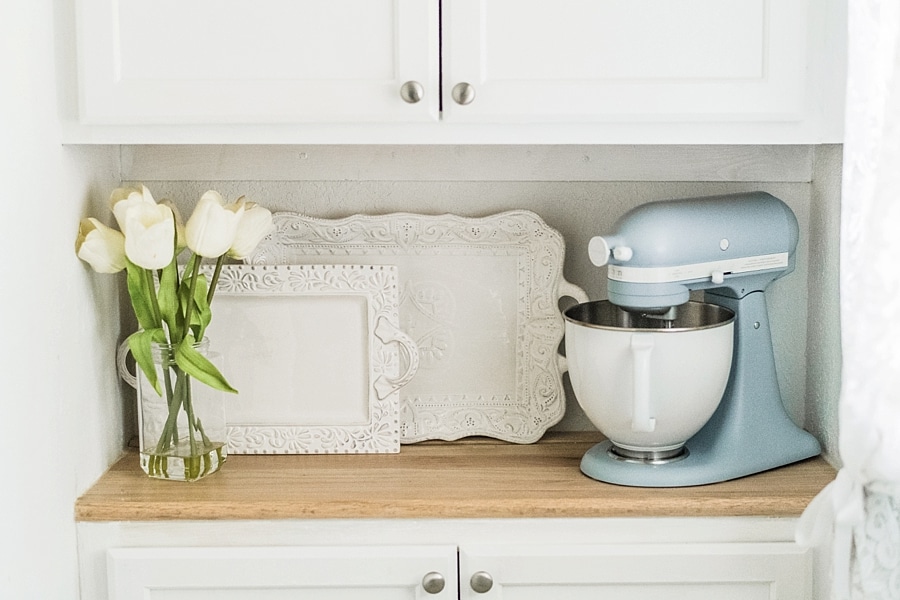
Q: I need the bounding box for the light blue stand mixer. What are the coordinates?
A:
[578,192,821,487]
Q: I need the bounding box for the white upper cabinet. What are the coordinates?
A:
[74,0,438,125]
[68,0,845,143]
[447,1,811,124]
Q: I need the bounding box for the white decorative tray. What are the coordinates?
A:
[247,211,588,444]
[203,264,418,454]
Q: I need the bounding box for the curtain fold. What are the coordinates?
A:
[797,1,900,598]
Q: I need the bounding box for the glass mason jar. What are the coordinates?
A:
[121,338,227,481]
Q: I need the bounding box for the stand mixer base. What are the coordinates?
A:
[581,429,819,487]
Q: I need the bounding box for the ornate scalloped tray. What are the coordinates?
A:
[203,264,418,454]
[247,210,587,443]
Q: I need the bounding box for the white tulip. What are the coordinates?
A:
[75,218,126,273]
[160,199,187,251]
[227,202,275,259]
[109,185,157,232]
[185,190,245,258]
[123,202,176,270]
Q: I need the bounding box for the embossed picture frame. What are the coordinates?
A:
[202,264,418,454]
[247,211,588,443]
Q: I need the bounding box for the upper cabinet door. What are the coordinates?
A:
[443,0,844,142]
[75,0,438,124]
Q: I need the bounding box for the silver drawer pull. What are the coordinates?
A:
[422,571,445,594]
[400,80,424,104]
[470,570,493,593]
[451,82,476,105]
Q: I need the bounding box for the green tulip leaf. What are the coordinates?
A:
[175,336,238,394]
[192,273,212,340]
[177,255,200,332]
[157,258,181,339]
[127,328,167,395]
[177,261,212,341]
[177,280,192,322]
[125,261,159,331]
[178,254,198,292]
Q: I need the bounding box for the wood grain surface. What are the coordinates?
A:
[75,433,835,522]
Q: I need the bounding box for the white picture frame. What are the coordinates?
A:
[203,263,418,454]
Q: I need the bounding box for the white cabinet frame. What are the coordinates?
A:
[66,0,845,143]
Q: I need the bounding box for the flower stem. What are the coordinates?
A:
[143,266,178,478]
[162,257,203,478]
[207,255,226,306]
[155,357,183,455]
[185,384,203,480]
[160,367,179,445]
[143,268,164,329]
[181,257,202,341]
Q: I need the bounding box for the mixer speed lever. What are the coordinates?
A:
[613,246,633,261]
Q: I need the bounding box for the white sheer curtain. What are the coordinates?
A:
[797,1,900,598]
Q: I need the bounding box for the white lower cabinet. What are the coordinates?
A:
[458,542,810,600]
[86,519,815,600]
[107,545,458,599]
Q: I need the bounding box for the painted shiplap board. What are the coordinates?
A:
[120,145,813,182]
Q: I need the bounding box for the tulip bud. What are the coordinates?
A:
[227,202,275,259]
[109,185,157,232]
[185,190,246,258]
[75,218,126,273]
[160,199,187,252]
[123,202,176,270]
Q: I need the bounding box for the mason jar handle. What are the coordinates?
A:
[555,278,589,374]
[373,317,420,400]
[630,332,656,433]
[117,340,138,390]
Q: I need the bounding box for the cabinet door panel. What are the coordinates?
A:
[459,542,811,600]
[444,0,809,124]
[76,0,438,123]
[107,545,458,600]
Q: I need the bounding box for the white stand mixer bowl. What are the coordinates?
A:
[564,301,734,457]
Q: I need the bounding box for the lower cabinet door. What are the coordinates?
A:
[459,542,811,600]
[107,545,458,600]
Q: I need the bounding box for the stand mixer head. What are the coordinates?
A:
[588,191,800,313]
[569,192,821,487]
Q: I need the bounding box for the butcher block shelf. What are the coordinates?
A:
[75,432,835,522]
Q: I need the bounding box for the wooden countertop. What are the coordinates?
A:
[75,433,835,522]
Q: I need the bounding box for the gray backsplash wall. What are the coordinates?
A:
[123,144,842,463]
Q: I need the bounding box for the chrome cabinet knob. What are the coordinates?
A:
[400,80,425,104]
[422,571,446,594]
[470,571,494,593]
[451,82,476,105]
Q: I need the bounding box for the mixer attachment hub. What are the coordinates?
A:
[616,305,680,328]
